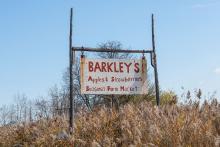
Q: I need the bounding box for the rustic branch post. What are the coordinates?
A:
[151,14,160,106]
[69,8,74,134]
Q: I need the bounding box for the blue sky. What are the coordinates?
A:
[0,0,220,105]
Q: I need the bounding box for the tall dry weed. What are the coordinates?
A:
[0,99,219,146]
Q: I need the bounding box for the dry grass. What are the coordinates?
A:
[0,99,219,146]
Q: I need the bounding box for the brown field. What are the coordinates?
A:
[0,99,219,147]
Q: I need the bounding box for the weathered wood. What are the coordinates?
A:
[151,14,160,106]
[72,47,153,54]
[69,8,73,134]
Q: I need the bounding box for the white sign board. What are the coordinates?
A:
[80,57,147,95]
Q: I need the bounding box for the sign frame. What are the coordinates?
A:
[68,8,160,132]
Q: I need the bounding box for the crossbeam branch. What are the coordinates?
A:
[72,47,153,54]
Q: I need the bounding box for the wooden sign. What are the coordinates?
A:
[80,57,147,95]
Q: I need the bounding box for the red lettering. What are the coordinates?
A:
[86,86,90,91]
[88,61,136,73]
[107,86,113,91]
[119,62,124,72]
[94,62,102,72]
[101,62,107,72]
[124,62,132,73]
[107,63,113,72]
[114,62,119,72]
[111,77,114,82]
[88,61,93,72]
[134,63,140,73]
[88,76,92,81]
[120,86,123,91]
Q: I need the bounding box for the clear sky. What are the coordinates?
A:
[0,0,220,105]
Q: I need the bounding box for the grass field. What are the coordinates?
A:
[0,98,219,146]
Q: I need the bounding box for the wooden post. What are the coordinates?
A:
[151,14,160,106]
[69,8,73,134]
